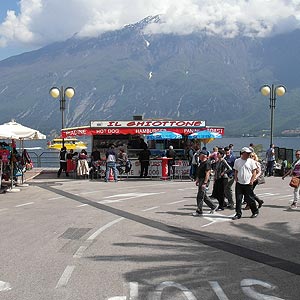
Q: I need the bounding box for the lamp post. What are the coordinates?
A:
[49,86,75,147]
[260,84,286,145]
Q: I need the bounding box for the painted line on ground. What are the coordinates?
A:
[41,185,300,276]
[142,206,160,212]
[15,202,34,207]
[55,265,75,289]
[73,217,124,259]
[0,208,8,213]
[167,199,189,205]
[48,196,65,200]
[77,204,88,207]
[0,280,12,292]
[209,281,229,300]
[99,192,165,204]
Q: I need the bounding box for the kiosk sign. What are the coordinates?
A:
[62,120,225,137]
[90,120,206,128]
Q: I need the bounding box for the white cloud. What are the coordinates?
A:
[0,0,300,50]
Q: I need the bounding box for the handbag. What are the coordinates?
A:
[257,173,265,185]
[289,176,300,188]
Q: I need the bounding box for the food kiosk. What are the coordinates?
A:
[61,119,224,178]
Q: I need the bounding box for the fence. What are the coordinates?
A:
[28,151,60,168]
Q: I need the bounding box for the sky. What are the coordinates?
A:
[0,0,300,61]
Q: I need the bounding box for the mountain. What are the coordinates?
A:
[0,16,299,137]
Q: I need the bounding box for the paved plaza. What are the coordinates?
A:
[0,170,299,299]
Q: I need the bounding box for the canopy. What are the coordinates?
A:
[146,130,183,140]
[0,120,46,140]
[188,130,222,139]
[188,130,222,144]
[0,127,18,139]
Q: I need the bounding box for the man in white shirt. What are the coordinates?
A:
[232,147,259,220]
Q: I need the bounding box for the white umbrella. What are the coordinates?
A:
[0,120,46,189]
[0,127,18,139]
[0,120,46,140]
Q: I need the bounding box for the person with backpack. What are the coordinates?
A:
[105,144,118,182]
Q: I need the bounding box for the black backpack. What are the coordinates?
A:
[125,160,132,173]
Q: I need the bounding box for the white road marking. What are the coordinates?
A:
[0,280,11,291]
[15,202,34,207]
[48,196,65,200]
[256,193,280,197]
[79,191,99,195]
[209,281,230,300]
[73,217,124,258]
[0,208,8,213]
[279,194,293,198]
[99,192,165,204]
[77,204,88,207]
[201,214,235,227]
[87,218,124,241]
[104,192,164,199]
[142,206,160,212]
[55,265,75,288]
[129,282,139,299]
[167,199,189,205]
[152,281,197,300]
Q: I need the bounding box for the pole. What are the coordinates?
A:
[269,84,276,146]
[60,86,65,148]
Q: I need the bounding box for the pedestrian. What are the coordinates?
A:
[77,149,89,179]
[105,144,118,182]
[166,145,176,177]
[214,149,232,210]
[282,150,300,209]
[224,146,236,209]
[266,144,276,176]
[232,147,259,220]
[249,143,255,152]
[192,150,218,216]
[244,152,264,210]
[187,144,195,180]
[117,148,128,174]
[57,146,69,178]
[138,145,151,178]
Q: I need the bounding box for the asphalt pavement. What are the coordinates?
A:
[0,171,299,300]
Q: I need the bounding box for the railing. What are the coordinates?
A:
[28,151,60,168]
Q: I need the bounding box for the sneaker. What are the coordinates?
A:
[290,202,298,209]
[258,200,264,208]
[192,210,203,216]
[250,213,259,218]
[210,204,219,214]
[232,214,241,220]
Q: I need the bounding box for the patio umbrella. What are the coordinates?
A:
[188,130,222,144]
[146,130,183,140]
[0,120,46,140]
[0,128,18,139]
[0,120,46,189]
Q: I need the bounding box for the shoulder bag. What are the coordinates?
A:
[289,176,300,188]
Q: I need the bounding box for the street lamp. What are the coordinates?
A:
[49,86,75,147]
[260,84,286,145]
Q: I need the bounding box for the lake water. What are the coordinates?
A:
[18,135,300,168]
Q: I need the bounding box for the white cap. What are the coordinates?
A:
[241,147,252,153]
[169,145,173,149]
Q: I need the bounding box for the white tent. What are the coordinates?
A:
[0,120,46,140]
[0,128,18,140]
[0,120,46,190]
